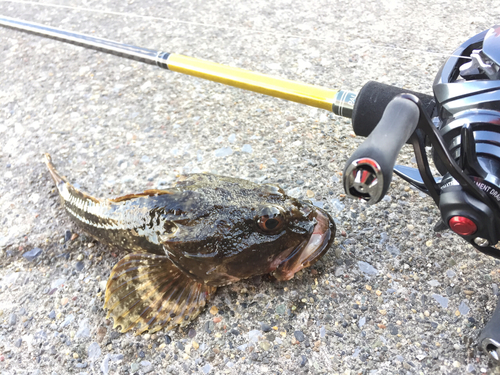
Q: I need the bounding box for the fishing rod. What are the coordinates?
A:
[2,15,500,362]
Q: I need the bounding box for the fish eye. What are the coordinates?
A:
[257,206,285,233]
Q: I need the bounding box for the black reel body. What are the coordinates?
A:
[435,30,500,358]
[346,25,500,258]
[433,27,500,254]
[344,26,500,361]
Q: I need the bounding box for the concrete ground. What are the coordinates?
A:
[1,0,500,374]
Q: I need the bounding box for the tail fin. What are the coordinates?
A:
[44,153,69,187]
[44,153,101,205]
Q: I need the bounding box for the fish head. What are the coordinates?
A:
[160,174,336,286]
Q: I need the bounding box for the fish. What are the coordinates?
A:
[44,153,336,334]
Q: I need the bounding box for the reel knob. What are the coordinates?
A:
[448,216,477,236]
[344,159,383,203]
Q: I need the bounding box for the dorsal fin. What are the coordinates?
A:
[110,189,175,203]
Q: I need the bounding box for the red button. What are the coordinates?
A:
[449,216,477,236]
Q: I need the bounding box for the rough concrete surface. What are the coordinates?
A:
[1,0,500,374]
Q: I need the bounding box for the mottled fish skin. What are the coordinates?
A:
[45,154,336,334]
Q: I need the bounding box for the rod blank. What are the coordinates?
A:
[0,15,357,116]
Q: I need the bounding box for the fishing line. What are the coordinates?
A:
[0,0,470,60]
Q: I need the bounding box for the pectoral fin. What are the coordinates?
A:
[104,253,216,335]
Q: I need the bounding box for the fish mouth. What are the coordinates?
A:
[272,208,334,281]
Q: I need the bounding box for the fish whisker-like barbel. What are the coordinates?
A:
[0,15,357,117]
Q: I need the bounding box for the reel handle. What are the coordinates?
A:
[343,95,420,204]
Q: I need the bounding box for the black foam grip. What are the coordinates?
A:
[344,96,420,201]
[352,81,434,137]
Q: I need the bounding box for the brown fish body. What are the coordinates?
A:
[45,154,335,334]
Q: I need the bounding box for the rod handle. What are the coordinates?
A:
[351,81,434,137]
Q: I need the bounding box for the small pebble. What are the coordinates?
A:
[446,269,456,278]
[13,338,22,348]
[75,318,91,339]
[299,355,307,367]
[294,331,305,342]
[22,247,43,262]
[358,261,378,276]
[459,301,470,315]
[261,323,272,332]
[60,314,75,328]
[214,147,233,157]
[320,326,326,338]
[203,321,214,333]
[64,230,72,242]
[432,294,449,309]
[188,328,196,338]
[241,144,252,154]
[209,306,219,315]
[101,354,110,375]
[275,304,286,315]
[260,340,271,351]
[9,313,17,326]
[164,335,172,344]
[48,310,56,320]
[96,326,107,343]
[88,342,101,360]
[130,363,140,372]
[75,261,85,272]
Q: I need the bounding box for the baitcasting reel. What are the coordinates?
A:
[1,15,500,362]
[342,26,500,361]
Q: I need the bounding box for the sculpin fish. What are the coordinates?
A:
[45,154,335,334]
